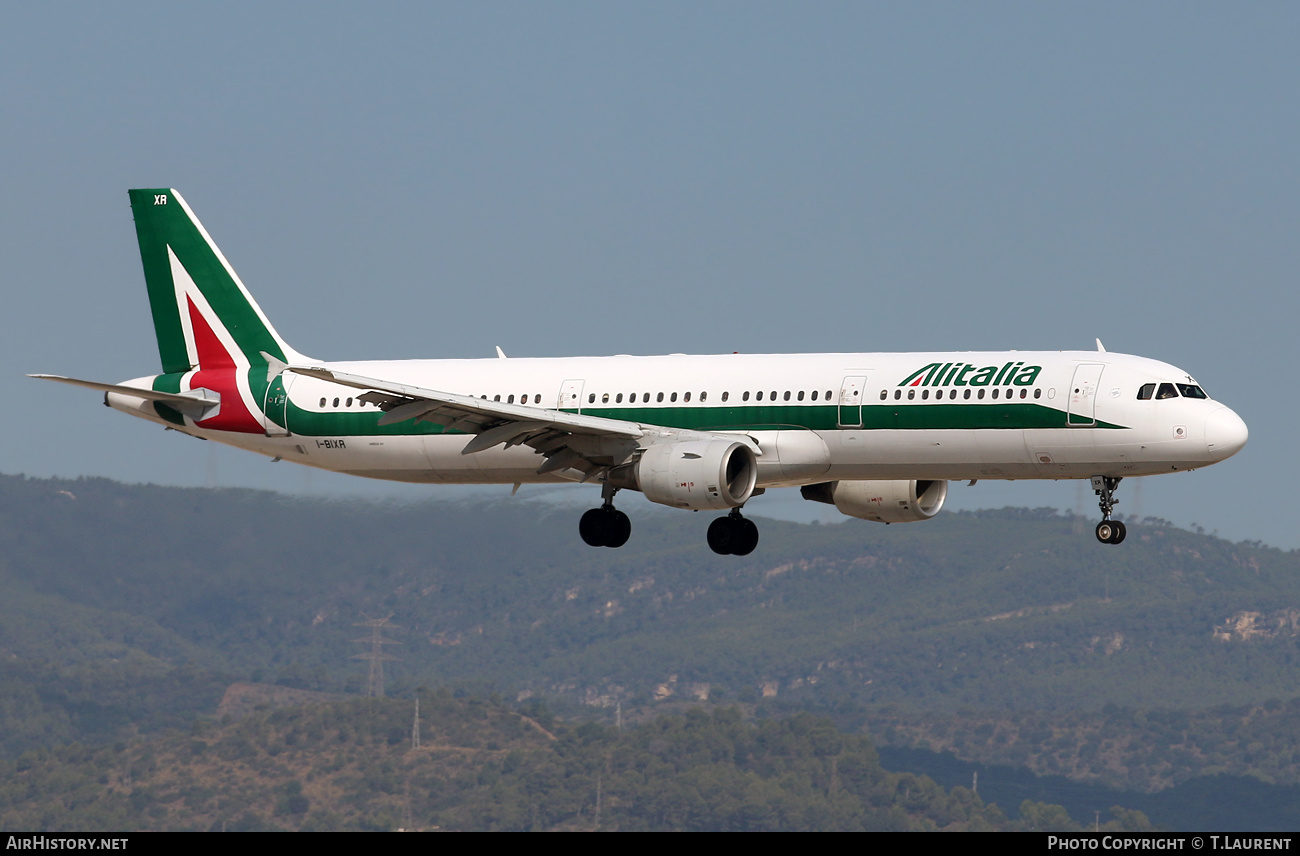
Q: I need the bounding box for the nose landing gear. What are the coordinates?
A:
[1091,476,1126,545]
[707,508,760,556]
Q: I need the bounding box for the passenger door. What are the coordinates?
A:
[1067,364,1104,426]
[838,376,866,427]
[558,379,585,413]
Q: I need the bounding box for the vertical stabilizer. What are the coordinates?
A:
[128,189,307,374]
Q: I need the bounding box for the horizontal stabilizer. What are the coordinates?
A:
[30,374,221,421]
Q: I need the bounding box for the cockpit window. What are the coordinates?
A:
[1157,383,1179,400]
[1177,384,1208,400]
[1137,383,1155,400]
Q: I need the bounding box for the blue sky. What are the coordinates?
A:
[3,4,1296,545]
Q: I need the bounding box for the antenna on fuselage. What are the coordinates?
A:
[1095,338,1107,352]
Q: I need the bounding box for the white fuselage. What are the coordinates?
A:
[110,349,1248,488]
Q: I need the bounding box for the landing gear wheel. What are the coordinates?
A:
[733,518,759,556]
[580,508,609,547]
[1095,520,1127,545]
[707,510,760,556]
[707,516,736,555]
[580,506,631,549]
[606,509,631,548]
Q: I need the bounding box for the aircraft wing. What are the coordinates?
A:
[289,366,734,480]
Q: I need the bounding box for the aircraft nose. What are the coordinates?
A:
[1206,406,1248,461]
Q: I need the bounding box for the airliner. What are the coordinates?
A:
[33,189,1248,554]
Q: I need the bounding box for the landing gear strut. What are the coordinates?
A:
[580,481,631,548]
[707,508,759,556]
[1091,476,1126,545]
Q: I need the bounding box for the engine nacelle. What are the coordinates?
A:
[800,479,948,523]
[610,440,758,510]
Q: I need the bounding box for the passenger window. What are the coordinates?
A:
[333,397,340,407]
[657,392,664,403]
[783,391,791,401]
[811,390,819,401]
[722,391,729,402]
[319,398,326,407]
[700,391,707,402]
[684,392,692,402]
[894,390,901,400]
[508,395,515,404]
[588,393,596,404]
[1020,389,1027,399]
[615,393,623,403]
[991,389,999,400]
[1034,389,1042,399]
[977,389,985,400]
[494,394,501,402]
[1157,383,1178,400]
[797,390,804,401]
[963,389,971,400]
[907,389,915,400]
[771,391,778,401]
[949,389,957,400]
[742,391,750,401]
[922,390,929,400]
[880,390,888,400]
[671,392,678,402]
[826,390,832,400]
[756,391,764,401]
[602,393,610,403]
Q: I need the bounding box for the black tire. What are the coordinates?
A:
[605,509,631,548]
[707,517,735,555]
[732,518,759,556]
[1096,520,1127,545]
[579,508,608,547]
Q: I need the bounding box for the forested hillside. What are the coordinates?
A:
[2,472,1298,823]
[0,691,1143,832]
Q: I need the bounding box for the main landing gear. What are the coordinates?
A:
[1091,476,1126,545]
[707,508,759,556]
[580,483,631,549]
[577,484,761,555]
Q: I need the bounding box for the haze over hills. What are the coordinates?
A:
[2,472,1298,827]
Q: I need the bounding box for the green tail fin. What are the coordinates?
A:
[128,189,305,375]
